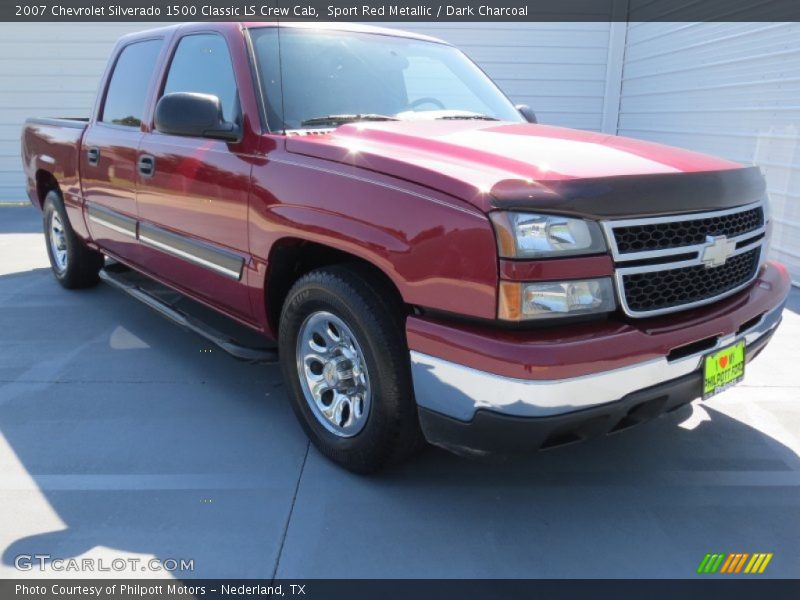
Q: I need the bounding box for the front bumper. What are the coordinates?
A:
[409,262,789,455]
[418,325,776,456]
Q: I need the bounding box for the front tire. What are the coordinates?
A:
[278,265,423,473]
[43,190,104,289]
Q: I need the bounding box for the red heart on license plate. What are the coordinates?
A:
[719,356,729,369]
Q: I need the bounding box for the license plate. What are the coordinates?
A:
[703,340,746,399]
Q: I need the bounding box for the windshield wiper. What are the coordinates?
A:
[436,114,500,121]
[300,114,399,127]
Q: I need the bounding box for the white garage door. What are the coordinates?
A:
[618,22,800,283]
[0,23,170,203]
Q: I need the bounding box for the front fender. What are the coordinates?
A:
[248,154,499,322]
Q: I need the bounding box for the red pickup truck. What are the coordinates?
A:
[21,22,789,472]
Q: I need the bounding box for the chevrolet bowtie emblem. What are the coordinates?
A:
[701,235,737,268]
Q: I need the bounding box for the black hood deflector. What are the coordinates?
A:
[489,166,765,219]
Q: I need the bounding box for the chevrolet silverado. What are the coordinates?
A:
[21,22,790,472]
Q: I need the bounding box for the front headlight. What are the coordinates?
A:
[490,212,606,258]
[499,278,616,321]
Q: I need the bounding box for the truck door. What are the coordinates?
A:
[81,38,164,262]
[136,31,254,322]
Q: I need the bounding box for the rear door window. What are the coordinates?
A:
[101,39,163,127]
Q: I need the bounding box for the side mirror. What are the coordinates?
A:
[516,104,537,124]
[155,92,240,142]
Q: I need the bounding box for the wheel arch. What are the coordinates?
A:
[263,237,410,336]
[34,169,60,209]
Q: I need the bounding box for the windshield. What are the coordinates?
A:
[248,27,524,130]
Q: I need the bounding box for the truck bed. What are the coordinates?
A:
[21,117,88,209]
[25,117,89,129]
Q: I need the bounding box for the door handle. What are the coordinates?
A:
[137,155,155,177]
[87,147,100,166]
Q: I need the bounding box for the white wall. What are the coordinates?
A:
[618,22,800,283]
[0,23,167,203]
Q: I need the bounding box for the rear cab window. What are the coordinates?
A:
[101,39,163,128]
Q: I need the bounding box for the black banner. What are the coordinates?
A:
[4,579,800,600]
[3,0,800,22]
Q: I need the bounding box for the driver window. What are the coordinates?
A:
[163,33,239,124]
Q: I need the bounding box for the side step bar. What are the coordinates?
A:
[99,265,278,363]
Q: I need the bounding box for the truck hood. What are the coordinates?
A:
[285,121,764,218]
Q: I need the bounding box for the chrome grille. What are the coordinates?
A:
[602,202,767,317]
[613,206,763,254]
[622,248,760,313]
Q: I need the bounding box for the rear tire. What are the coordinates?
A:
[278,265,424,473]
[43,190,104,289]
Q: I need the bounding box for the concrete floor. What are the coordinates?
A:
[0,205,798,579]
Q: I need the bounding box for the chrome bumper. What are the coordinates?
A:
[410,300,785,422]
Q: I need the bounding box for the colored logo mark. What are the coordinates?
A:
[697,552,773,574]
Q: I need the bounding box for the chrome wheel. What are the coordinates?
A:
[296,311,371,437]
[48,211,68,273]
